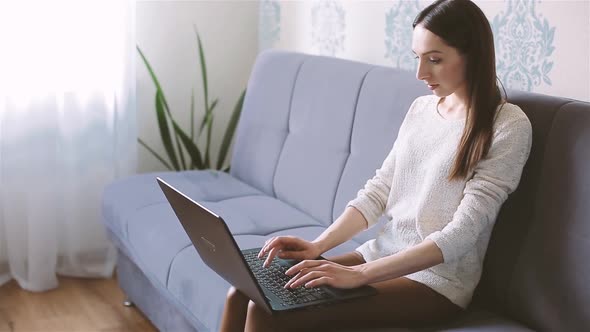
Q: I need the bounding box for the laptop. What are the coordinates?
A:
[157,177,377,314]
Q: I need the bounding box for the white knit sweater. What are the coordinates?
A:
[348,95,532,308]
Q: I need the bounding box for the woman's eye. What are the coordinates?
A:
[413,55,441,64]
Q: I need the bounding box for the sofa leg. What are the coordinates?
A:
[123,299,134,307]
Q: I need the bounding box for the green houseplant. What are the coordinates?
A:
[137,27,246,172]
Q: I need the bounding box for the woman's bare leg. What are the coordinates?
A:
[244,300,277,332]
[220,286,250,332]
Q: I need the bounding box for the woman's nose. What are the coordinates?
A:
[416,61,429,81]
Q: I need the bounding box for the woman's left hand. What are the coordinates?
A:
[284,260,367,289]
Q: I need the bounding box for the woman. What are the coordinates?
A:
[221,0,533,330]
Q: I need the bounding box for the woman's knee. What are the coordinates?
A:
[227,286,239,298]
[227,286,246,298]
[245,300,275,331]
[226,286,249,305]
[246,300,263,315]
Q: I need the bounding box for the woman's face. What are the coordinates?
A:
[411,24,467,99]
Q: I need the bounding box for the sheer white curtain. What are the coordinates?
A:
[0,0,136,291]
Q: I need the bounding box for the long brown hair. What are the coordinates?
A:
[413,0,503,180]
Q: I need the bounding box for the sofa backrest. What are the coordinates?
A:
[231,51,307,197]
[474,91,590,331]
[232,50,427,228]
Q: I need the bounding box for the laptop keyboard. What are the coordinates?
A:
[243,250,334,306]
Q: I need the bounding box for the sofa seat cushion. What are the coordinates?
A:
[166,226,360,331]
[123,184,356,291]
[126,201,193,287]
[200,195,326,236]
[101,170,263,241]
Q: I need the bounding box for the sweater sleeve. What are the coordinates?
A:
[346,97,422,227]
[425,114,533,263]
[347,142,397,227]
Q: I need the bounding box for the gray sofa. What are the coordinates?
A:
[101,50,590,331]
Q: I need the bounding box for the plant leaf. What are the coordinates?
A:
[204,113,214,169]
[199,98,219,138]
[175,136,187,170]
[138,46,185,170]
[201,99,219,168]
[138,138,173,170]
[137,46,172,111]
[155,90,180,171]
[156,86,186,170]
[156,85,201,170]
[190,88,195,141]
[197,98,219,139]
[194,26,209,125]
[172,122,204,169]
[189,89,196,169]
[217,89,246,170]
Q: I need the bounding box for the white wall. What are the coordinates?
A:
[136,0,259,173]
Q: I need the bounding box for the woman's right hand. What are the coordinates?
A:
[257,236,321,268]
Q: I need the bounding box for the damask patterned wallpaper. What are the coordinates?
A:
[259,0,589,102]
